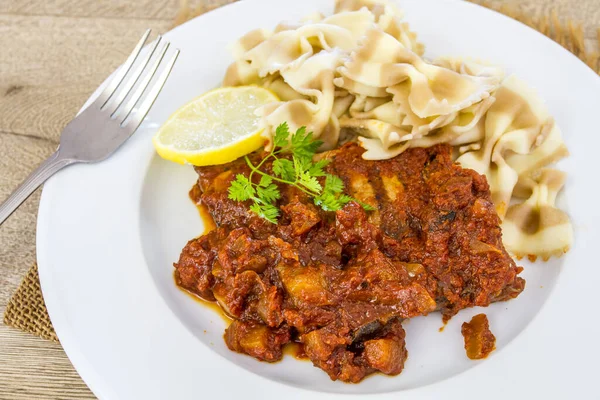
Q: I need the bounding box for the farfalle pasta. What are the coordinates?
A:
[456,75,570,220]
[334,0,424,55]
[221,0,572,260]
[501,169,573,260]
[337,28,499,118]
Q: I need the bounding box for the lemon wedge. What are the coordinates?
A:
[152,86,278,166]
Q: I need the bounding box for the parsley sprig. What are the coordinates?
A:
[228,123,373,223]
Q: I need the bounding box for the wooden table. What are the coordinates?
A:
[1,0,598,398]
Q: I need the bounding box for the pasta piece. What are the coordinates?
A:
[334,0,388,16]
[334,0,424,55]
[245,10,374,78]
[358,136,410,160]
[349,95,391,113]
[336,30,498,154]
[321,8,376,41]
[261,75,309,101]
[447,96,495,140]
[231,28,272,59]
[279,49,341,95]
[457,142,482,154]
[223,29,273,86]
[340,116,410,149]
[387,83,459,137]
[434,57,505,82]
[332,94,355,117]
[259,50,339,149]
[301,12,326,23]
[334,75,389,97]
[379,19,424,56]
[223,60,261,86]
[408,96,494,149]
[348,92,461,139]
[349,99,405,126]
[338,28,499,118]
[243,30,317,77]
[501,169,573,260]
[456,75,565,218]
[347,60,497,148]
[505,120,570,176]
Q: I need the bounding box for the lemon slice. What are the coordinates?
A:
[152,86,278,166]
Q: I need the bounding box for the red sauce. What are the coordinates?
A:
[283,342,308,360]
[175,277,232,324]
[461,314,496,360]
[176,273,307,361]
[186,186,308,360]
[175,144,522,381]
[190,185,216,233]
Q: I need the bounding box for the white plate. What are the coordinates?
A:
[37,0,600,398]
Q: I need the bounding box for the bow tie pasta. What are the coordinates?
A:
[221,0,571,260]
[501,169,573,261]
[456,75,569,217]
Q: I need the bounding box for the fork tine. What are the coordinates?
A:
[124,49,180,130]
[105,36,163,116]
[123,49,180,129]
[118,41,170,123]
[95,29,152,108]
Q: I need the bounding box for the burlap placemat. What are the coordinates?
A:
[4,0,600,342]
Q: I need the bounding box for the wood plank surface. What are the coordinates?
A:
[0,15,171,141]
[0,0,599,398]
[0,0,179,19]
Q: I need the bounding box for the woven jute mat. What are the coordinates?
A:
[4,0,600,343]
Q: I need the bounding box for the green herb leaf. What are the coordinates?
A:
[259,174,273,188]
[256,183,280,204]
[314,192,341,211]
[272,158,295,181]
[250,203,280,224]
[357,200,376,211]
[308,159,330,177]
[337,194,355,207]
[292,156,303,180]
[273,122,290,148]
[298,171,322,193]
[228,124,373,223]
[291,127,323,161]
[315,193,371,212]
[228,174,254,201]
[323,174,344,194]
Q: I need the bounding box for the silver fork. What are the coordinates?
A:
[0,29,179,225]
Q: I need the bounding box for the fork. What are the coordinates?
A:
[0,29,179,226]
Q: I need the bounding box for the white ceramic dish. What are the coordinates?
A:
[37,0,600,398]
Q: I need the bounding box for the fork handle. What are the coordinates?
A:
[0,151,75,226]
